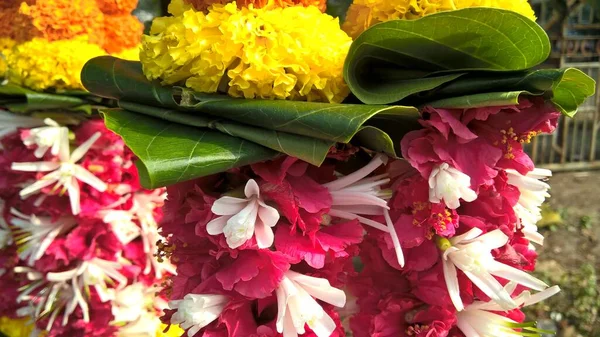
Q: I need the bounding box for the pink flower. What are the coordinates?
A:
[216,249,290,299]
[274,220,363,269]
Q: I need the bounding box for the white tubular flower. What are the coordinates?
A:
[111,283,148,323]
[22,118,70,158]
[46,257,128,303]
[324,154,391,232]
[506,168,551,245]
[11,132,107,215]
[169,294,229,337]
[324,154,404,267]
[102,210,141,245]
[206,179,279,249]
[439,228,548,312]
[132,190,176,278]
[276,271,346,337]
[428,163,477,209]
[15,266,90,329]
[10,208,76,265]
[0,109,44,139]
[457,284,561,337]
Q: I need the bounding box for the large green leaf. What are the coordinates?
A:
[82,56,420,160]
[119,101,335,166]
[344,7,551,104]
[0,84,93,114]
[102,108,278,189]
[422,68,596,117]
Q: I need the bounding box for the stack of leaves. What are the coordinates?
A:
[81,7,594,190]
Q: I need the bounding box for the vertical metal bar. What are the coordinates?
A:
[562,116,570,164]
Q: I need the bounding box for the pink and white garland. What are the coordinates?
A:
[0,114,175,337]
[157,97,560,337]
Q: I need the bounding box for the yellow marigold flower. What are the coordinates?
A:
[141,2,351,103]
[7,38,106,91]
[342,0,536,39]
[18,0,106,46]
[102,14,143,53]
[156,324,185,337]
[0,316,36,337]
[114,45,141,60]
[179,0,326,12]
[96,0,139,14]
[0,38,17,55]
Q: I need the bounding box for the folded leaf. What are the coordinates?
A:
[344,8,550,104]
[422,68,596,117]
[326,0,353,22]
[83,56,421,166]
[119,101,335,166]
[0,84,93,114]
[102,108,278,189]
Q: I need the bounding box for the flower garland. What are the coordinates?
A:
[0,116,177,337]
[141,1,351,102]
[156,98,560,336]
[0,0,143,90]
[342,0,537,39]
[129,1,569,337]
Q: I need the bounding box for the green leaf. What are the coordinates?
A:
[119,101,335,166]
[82,56,420,165]
[427,91,529,109]
[423,68,596,117]
[102,108,278,189]
[0,84,92,113]
[326,0,353,22]
[344,7,551,104]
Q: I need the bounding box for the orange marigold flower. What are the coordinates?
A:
[0,8,38,42]
[18,0,106,45]
[102,14,143,53]
[182,0,326,12]
[95,0,139,14]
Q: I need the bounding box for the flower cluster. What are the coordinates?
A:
[159,97,561,337]
[176,0,327,12]
[6,38,106,91]
[342,0,537,39]
[1,0,142,52]
[141,1,351,103]
[0,0,143,90]
[0,117,177,337]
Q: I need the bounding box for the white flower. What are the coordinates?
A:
[22,118,70,158]
[131,190,176,278]
[11,132,107,215]
[440,228,548,311]
[324,154,404,266]
[169,294,229,337]
[429,163,477,209]
[15,266,90,329]
[324,154,391,232]
[457,284,561,337]
[117,311,163,337]
[102,210,141,245]
[506,168,551,245]
[111,283,149,323]
[47,257,128,303]
[206,179,279,249]
[0,109,44,139]
[276,271,346,337]
[10,208,76,265]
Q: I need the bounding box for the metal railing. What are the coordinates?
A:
[527,1,600,171]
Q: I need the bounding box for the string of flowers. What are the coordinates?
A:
[138,1,565,337]
[0,116,182,337]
